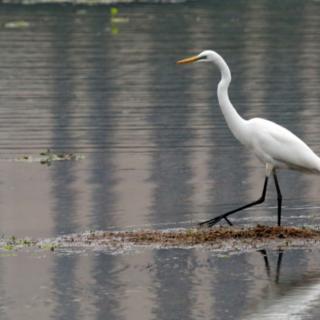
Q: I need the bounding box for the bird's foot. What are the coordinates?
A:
[198,215,233,228]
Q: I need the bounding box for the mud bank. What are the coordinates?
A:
[4,225,320,253]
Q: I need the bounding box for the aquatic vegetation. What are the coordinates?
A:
[4,21,30,29]
[98,225,320,245]
[38,225,320,251]
[39,243,58,251]
[1,226,320,253]
[0,235,60,252]
[110,7,119,16]
[2,244,14,251]
[15,149,85,166]
[109,6,130,35]
[54,225,320,253]
[0,236,34,251]
[110,7,129,23]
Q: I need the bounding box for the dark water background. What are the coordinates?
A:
[1,1,320,319]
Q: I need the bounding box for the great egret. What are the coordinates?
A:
[177,50,320,227]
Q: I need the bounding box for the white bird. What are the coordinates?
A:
[177,50,320,227]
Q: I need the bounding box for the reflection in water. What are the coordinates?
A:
[48,16,80,320]
[245,249,320,320]
[50,14,78,235]
[259,248,283,283]
[0,1,320,235]
[85,13,118,230]
[0,261,8,320]
[152,250,194,320]
[213,254,252,320]
[52,256,80,320]
[298,3,320,212]
[1,1,320,320]
[148,114,194,226]
[147,11,194,225]
[91,255,125,320]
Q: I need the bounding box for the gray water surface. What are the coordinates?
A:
[1,1,320,319]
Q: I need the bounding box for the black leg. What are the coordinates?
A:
[199,177,269,228]
[259,248,284,283]
[275,249,283,283]
[258,249,271,278]
[273,173,282,226]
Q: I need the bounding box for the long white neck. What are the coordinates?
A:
[214,54,248,144]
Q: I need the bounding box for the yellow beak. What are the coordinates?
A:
[176,55,200,64]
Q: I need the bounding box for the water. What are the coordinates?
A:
[2,248,320,319]
[1,0,320,319]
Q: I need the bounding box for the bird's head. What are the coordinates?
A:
[176,50,219,65]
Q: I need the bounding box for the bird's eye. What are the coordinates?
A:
[198,55,207,60]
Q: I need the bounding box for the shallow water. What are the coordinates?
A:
[2,248,320,320]
[1,0,320,319]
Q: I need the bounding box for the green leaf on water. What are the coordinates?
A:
[4,21,30,29]
[2,244,14,251]
[111,7,119,16]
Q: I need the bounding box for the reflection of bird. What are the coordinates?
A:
[247,250,320,320]
[177,50,320,227]
[259,249,283,283]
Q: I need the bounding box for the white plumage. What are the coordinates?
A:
[177,50,320,226]
[246,117,320,174]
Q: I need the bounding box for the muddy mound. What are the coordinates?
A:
[73,225,320,246]
[3,225,320,252]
